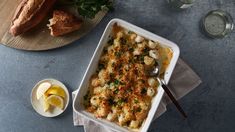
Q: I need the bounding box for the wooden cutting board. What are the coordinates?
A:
[0,0,107,51]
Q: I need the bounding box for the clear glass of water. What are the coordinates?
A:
[167,0,195,9]
[202,10,234,38]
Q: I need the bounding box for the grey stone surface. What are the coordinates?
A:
[0,0,234,132]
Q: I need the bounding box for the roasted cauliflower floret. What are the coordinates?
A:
[91,77,101,87]
[148,78,159,87]
[90,95,101,107]
[148,40,158,49]
[147,87,155,97]
[129,120,140,128]
[135,35,144,43]
[144,56,155,65]
[149,50,159,59]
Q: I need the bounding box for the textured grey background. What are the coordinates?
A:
[0,0,235,132]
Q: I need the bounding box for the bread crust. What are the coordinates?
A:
[48,10,83,36]
[9,0,56,36]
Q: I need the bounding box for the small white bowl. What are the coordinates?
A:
[31,78,70,117]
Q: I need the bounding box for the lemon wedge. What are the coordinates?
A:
[36,82,51,100]
[46,95,64,110]
[42,94,50,112]
[45,85,66,98]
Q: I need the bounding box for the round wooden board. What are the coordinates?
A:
[0,0,107,51]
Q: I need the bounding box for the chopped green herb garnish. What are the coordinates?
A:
[141,88,147,94]
[127,88,133,92]
[103,48,108,54]
[60,0,114,19]
[143,48,149,55]
[114,79,120,85]
[115,51,122,58]
[98,63,105,70]
[117,98,127,105]
[128,47,134,52]
[129,58,135,64]
[107,81,112,85]
[117,63,123,70]
[140,79,145,83]
[112,62,115,67]
[134,98,139,104]
[109,73,114,79]
[114,88,119,94]
[108,37,114,45]
[136,107,142,112]
[83,95,88,100]
[120,81,125,85]
[108,98,114,105]
[139,55,145,62]
[83,91,90,101]
[120,38,127,44]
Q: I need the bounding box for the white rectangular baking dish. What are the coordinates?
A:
[73,18,180,132]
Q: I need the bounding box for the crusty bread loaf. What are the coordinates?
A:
[9,0,56,36]
[48,10,83,36]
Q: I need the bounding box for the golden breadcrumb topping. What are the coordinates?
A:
[83,24,172,130]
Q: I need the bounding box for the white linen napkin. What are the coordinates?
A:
[72,58,202,132]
